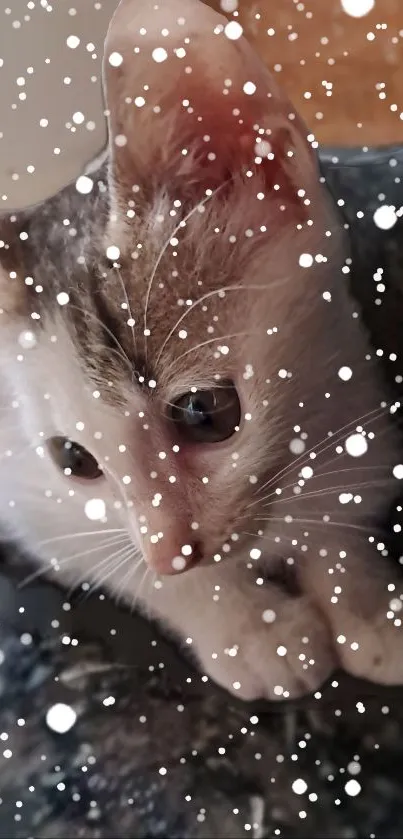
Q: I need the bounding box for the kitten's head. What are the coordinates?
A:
[0,0,343,576]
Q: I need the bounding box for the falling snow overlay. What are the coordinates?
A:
[0,136,400,839]
[0,0,403,836]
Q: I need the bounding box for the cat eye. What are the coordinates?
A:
[47,437,103,480]
[170,384,241,444]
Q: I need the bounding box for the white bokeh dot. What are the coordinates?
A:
[46,703,77,733]
[341,0,375,17]
[338,366,353,381]
[56,292,69,306]
[290,438,305,455]
[220,0,239,12]
[108,51,123,67]
[172,556,187,571]
[345,779,361,797]
[373,205,397,230]
[66,35,80,49]
[292,779,308,795]
[339,492,353,504]
[243,81,256,95]
[224,21,243,40]
[84,498,106,521]
[18,330,37,349]
[75,175,93,195]
[299,253,314,268]
[345,433,368,457]
[152,47,168,63]
[106,245,120,261]
[262,609,276,623]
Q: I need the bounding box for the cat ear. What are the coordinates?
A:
[103,0,318,218]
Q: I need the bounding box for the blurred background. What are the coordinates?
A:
[0,0,402,209]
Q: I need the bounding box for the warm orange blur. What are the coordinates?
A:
[207,0,403,146]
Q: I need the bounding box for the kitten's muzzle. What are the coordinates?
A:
[146,539,203,576]
[134,496,205,575]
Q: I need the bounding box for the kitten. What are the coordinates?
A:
[0,0,402,701]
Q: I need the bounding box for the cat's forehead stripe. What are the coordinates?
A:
[0,172,156,399]
[64,279,157,398]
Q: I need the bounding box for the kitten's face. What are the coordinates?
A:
[0,0,341,576]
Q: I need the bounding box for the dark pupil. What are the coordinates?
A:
[47,437,102,479]
[171,385,240,444]
[183,395,214,427]
[64,442,85,470]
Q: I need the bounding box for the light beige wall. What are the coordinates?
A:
[0,0,118,211]
[2,0,401,212]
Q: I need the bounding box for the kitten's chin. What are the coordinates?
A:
[150,549,231,578]
[142,531,252,577]
[186,539,248,572]
[194,530,261,571]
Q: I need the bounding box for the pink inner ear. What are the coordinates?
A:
[104,0,316,216]
[162,85,308,211]
[159,82,281,185]
[155,93,309,221]
[111,70,309,218]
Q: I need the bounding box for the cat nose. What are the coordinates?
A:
[146,538,203,576]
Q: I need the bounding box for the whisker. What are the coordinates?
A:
[68,303,132,374]
[93,550,134,593]
[249,463,393,511]
[18,564,57,589]
[68,544,134,600]
[144,181,228,360]
[248,402,392,508]
[49,534,130,566]
[131,565,151,612]
[304,421,396,480]
[163,331,252,375]
[156,278,291,366]
[305,464,391,480]
[113,263,137,358]
[242,529,282,546]
[142,569,157,611]
[262,478,394,509]
[18,535,131,588]
[115,554,144,608]
[37,528,126,548]
[252,515,378,535]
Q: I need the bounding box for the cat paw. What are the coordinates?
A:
[191,590,335,701]
[331,605,403,686]
[304,550,403,687]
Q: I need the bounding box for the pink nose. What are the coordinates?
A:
[146,539,203,576]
